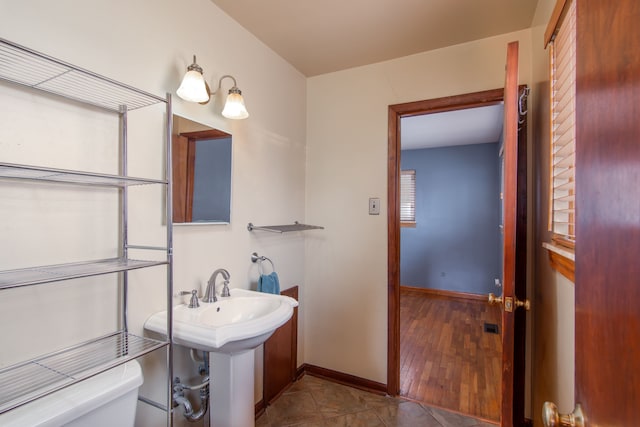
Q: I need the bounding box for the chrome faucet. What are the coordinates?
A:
[203,268,231,303]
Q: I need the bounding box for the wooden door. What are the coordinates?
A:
[573,0,640,424]
[497,40,528,427]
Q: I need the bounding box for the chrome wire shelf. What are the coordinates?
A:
[0,37,165,112]
[247,221,325,233]
[0,331,168,414]
[0,162,167,187]
[0,36,174,425]
[0,258,169,290]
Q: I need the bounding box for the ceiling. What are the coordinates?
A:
[401,104,504,150]
[210,0,538,77]
[210,0,530,148]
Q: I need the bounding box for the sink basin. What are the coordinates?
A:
[144,288,298,353]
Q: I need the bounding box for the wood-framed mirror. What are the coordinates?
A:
[172,115,232,224]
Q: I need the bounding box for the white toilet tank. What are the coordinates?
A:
[0,360,143,427]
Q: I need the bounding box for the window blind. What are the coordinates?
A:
[400,169,416,224]
[548,0,576,246]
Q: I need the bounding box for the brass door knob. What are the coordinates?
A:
[488,293,502,305]
[542,402,584,427]
[515,298,531,311]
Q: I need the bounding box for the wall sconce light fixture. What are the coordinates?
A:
[176,56,249,120]
[215,75,249,120]
[176,55,210,103]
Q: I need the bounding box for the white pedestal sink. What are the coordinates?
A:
[144,288,298,427]
[209,350,255,427]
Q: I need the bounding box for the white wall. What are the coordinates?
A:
[305,29,533,385]
[0,1,306,425]
[530,0,576,425]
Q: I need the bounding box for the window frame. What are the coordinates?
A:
[544,0,576,280]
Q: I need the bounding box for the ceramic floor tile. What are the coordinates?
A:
[425,406,498,427]
[374,401,442,427]
[284,420,328,427]
[265,390,324,426]
[323,410,386,426]
[256,374,500,427]
[349,386,404,409]
[285,375,330,394]
[256,412,273,427]
[308,381,373,417]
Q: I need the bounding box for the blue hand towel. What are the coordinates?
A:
[258,272,280,294]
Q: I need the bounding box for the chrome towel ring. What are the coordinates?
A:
[251,252,275,275]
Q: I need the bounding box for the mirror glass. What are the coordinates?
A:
[172,115,232,224]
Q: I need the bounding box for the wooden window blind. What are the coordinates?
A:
[547,0,576,248]
[400,169,416,225]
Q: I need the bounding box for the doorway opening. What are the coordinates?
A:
[387,88,506,421]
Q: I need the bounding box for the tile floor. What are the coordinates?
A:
[256,375,498,427]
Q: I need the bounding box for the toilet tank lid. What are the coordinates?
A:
[0,360,143,427]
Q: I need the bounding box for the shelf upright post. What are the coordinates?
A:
[120,105,129,338]
[165,93,174,427]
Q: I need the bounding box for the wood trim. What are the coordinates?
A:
[179,128,230,139]
[296,364,306,380]
[387,87,506,398]
[551,234,575,250]
[389,88,505,117]
[400,285,488,302]
[299,363,388,396]
[513,85,529,427]
[171,134,188,223]
[400,221,416,228]
[544,0,570,47]
[547,44,555,232]
[185,137,196,222]
[387,104,402,396]
[254,399,266,419]
[501,40,520,427]
[547,250,575,282]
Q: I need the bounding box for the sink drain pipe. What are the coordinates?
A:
[173,351,210,422]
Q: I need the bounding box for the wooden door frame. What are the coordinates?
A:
[387,87,528,424]
[387,88,505,395]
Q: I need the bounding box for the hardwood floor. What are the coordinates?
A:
[399,287,502,421]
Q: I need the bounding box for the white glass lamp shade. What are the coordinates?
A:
[177,69,210,103]
[221,89,249,119]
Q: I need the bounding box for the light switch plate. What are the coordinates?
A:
[369,198,380,215]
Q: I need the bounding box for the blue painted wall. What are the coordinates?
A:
[400,142,501,295]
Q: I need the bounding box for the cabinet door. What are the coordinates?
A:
[263,286,298,404]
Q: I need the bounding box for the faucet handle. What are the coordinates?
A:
[179,290,200,308]
[221,280,231,298]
